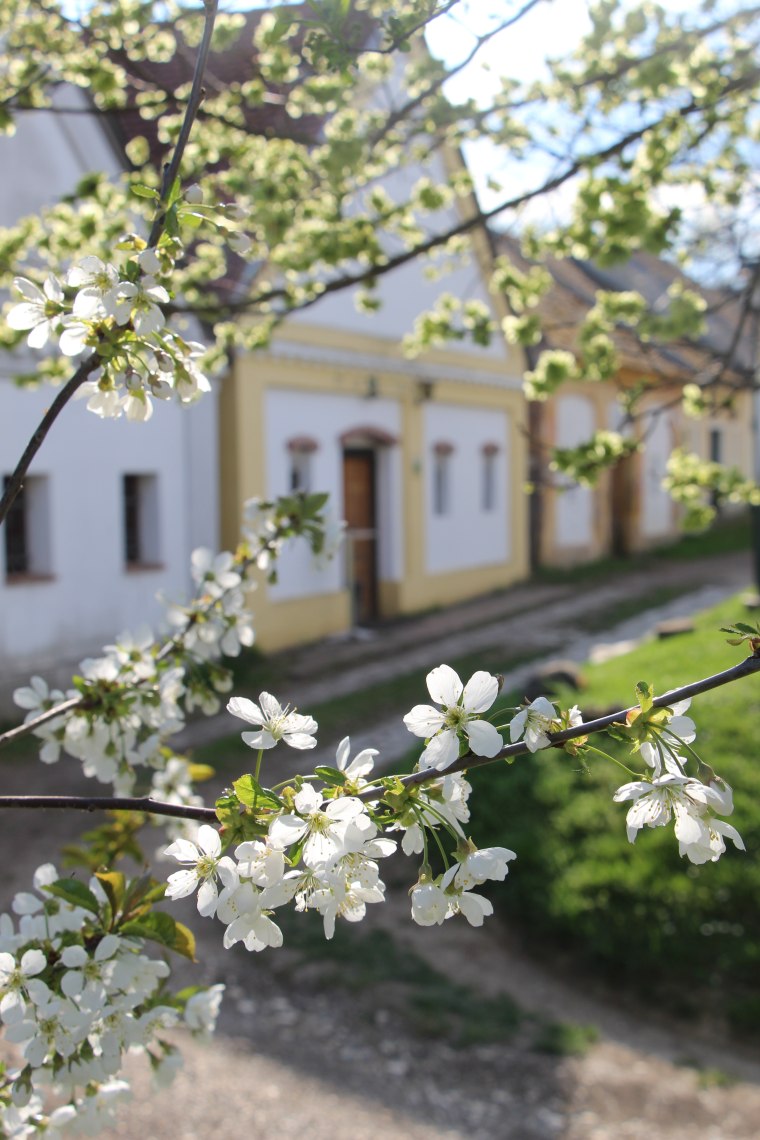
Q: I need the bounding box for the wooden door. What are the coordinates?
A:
[342,449,377,625]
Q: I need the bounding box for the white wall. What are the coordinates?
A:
[0,381,218,679]
[263,387,403,600]
[423,403,510,574]
[641,408,676,538]
[554,394,595,549]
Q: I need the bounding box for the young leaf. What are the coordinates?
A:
[46,879,100,916]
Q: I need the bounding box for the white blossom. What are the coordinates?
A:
[227,692,317,750]
[404,664,503,770]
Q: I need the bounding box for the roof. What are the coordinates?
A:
[496,234,754,387]
[106,6,343,173]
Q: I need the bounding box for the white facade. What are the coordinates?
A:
[553,394,595,550]
[0,92,219,693]
[423,402,510,574]
[263,386,403,601]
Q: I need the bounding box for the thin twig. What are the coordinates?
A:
[147,0,219,249]
[0,356,99,527]
[0,656,758,820]
[0,795,216,822]
[0,697,82,748]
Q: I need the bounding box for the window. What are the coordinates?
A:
[286,436,318,494]
[709,427,722,464]
[432,442,454,516]
[481,443,499,512]
[3,475,52,581]
[123,474,161,568]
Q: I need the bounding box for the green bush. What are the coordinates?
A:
[469,595,760,1032]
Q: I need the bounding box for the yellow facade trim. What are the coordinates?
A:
[223,317,530,651]
[273,321,522,380]
[252,589,351,652]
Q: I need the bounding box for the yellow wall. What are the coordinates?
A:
[221,325,529,651]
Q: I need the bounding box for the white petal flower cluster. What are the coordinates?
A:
[614,770,744,864]
[14,540,258,815]
[509,695,560,752]
[165,736,396,944]
[410,846,517,928]
[0,865,223,1138]
[5,254,212,423]
[403,664,503,770]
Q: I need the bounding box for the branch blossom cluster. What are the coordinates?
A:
[0,510,748,1137]
[6,250,210,423]
[0,863,222,1137]
[11,497,314,833]
[164,664,743,961]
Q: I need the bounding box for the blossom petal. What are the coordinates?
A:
[426,664,463,707]
[227,697,263,725]
[464,719,503,758]
[419,729,459,771]
[403,704,445,738]
[462,671,499,714]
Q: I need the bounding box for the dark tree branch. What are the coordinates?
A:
[359,654,760,801]
[1,657,758,820]
[0,355,99,527]
[147,0,219,248]
[0,795,215,822]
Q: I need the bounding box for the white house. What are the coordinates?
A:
[0,88,219,697]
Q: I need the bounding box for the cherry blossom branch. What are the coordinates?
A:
[0,354,99,526]
[0,521,291,753]
[0,794,215,821]
[358,653,760,800]
[146,0,219,249]
[1,655,758,821]
[0,0,220,530]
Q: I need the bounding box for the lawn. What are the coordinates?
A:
[468,593,760,1034]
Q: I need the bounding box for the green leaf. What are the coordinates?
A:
[121,912,196,960]
[121,910,177,947]
[178,209,205,229]
[45,878,100,916]
[95,870,126,916]
[314,765,347,786]
[131,183,159,200]
[173,920,196,961]
[188,763,215,782]
[233,774,283,810]
[635,681,653,712]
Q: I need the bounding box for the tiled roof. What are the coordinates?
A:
[496,234,753,385]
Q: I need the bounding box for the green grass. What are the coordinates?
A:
[534,511,750,585]
[468,592,760,1035]
[532,1021,600,1056]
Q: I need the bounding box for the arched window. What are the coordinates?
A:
[432,441,454,516]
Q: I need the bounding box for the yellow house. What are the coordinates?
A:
[499,241,754,568]
[220,244,529,651]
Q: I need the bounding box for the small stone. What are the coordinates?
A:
[655,617,695,639]
[523,659,585,701]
